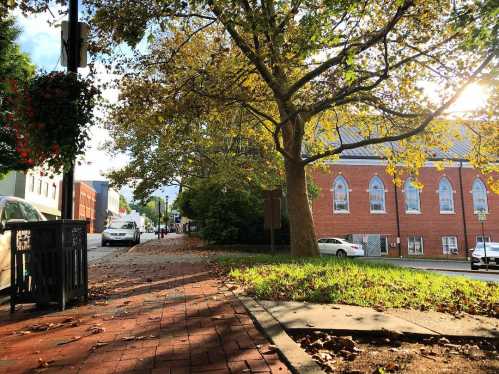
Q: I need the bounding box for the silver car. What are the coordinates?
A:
[0,196,46,289]
[102,220,140,246]
[471,242,499,270]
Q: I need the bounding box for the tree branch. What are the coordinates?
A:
[302,51,496,165]
[285,0,414,99]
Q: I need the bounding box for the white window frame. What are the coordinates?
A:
[408,236,424,255]
[438,177,454,214]
[471,178,488,213]
[332,176,350,213]
[404,179,421,213]
[442,236,458,255]
[369,176,386,213]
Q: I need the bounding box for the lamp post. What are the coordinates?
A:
[61,0,78,219]
[477,211,488,271]
[157,198,161,240]
[165,195,169,232]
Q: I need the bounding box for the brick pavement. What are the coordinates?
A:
[0,240,290,374]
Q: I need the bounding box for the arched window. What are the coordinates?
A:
[404,178,421,213]
[333,176,349,212]
[369,176,385,212]
[438,177,454,213]
[472,179,488,213]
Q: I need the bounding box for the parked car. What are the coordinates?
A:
[470,242,499,270]
[0,196,46,289]
[318,237,365,257]
[102,220,140,246]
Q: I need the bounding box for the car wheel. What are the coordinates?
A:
[336,249,347,258]
[471,265,479,271]
[101,240,107,247]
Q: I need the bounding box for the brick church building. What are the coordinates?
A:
[310,133,498,259]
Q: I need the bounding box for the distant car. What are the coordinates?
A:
[102,220,140,246]
[318,237,365,257]
[0,196,47,289]
[470,242,499,270]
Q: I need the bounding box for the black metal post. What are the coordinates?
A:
[61,0,79,219]
[393,180,402,257]
[165,195,169,232]
[481,221,488,271]
[458,162,470,259]
[157,199,161,240]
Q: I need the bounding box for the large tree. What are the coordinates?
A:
[9,0,498,256]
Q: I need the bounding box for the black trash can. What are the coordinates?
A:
[6,220,88,312]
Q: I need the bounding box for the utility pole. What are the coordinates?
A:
[61,0,78,219]
[157,199,161,240]
[165,195,169,232]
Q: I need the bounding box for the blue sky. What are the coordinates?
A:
[14,7,179,203]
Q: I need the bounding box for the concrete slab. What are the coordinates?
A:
[258,300,499,338]
[386,309,499,338]
[259,300,437,336]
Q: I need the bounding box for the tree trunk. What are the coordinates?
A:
[285,159,320,257]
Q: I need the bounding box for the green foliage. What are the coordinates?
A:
[177,182,288,245]
[0,16,35,176]
[130,196,166,225]
[119,194,131,213]
[218,255,499,317]
[2,71,99,173]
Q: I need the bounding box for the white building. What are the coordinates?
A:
[0,170,62,219]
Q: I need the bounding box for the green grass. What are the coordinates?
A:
[217,255,499,317]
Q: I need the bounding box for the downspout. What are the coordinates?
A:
[458,161,470,259]
[394,178,402,258]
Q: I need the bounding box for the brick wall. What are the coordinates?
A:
[311,162,499,258]
[74,182,97,233]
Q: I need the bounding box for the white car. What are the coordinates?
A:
[471,242,499,270]
[0,196,46,289]
[102,220,140,246]
[318,237,365,257]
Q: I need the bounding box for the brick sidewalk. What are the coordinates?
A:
[0,244,290,373]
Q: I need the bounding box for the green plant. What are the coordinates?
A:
[217,255,499,317]
[2,72,98,172]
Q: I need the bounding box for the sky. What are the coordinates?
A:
[14,7,179,203]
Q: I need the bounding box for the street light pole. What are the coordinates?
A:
[165,195,169,232]
[157,199,161,240]
[61,0,78,219]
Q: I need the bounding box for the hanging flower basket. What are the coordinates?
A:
[1,71,99,172]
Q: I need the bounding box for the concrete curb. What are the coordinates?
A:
[412,267,499,275]
[237,296,323,374]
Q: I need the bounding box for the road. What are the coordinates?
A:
[358,257,499,282]
[87,232,157,262]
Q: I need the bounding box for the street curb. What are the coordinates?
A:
[237,295,323,374]
[411,267,499,275]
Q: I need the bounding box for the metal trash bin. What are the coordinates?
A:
[6,220,88,312]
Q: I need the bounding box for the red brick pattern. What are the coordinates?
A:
[0,261,289,373]
[311,163,499,257]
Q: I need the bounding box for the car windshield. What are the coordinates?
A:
[109,222,134,229]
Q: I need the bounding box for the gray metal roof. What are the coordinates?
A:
[319,126,474,161]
